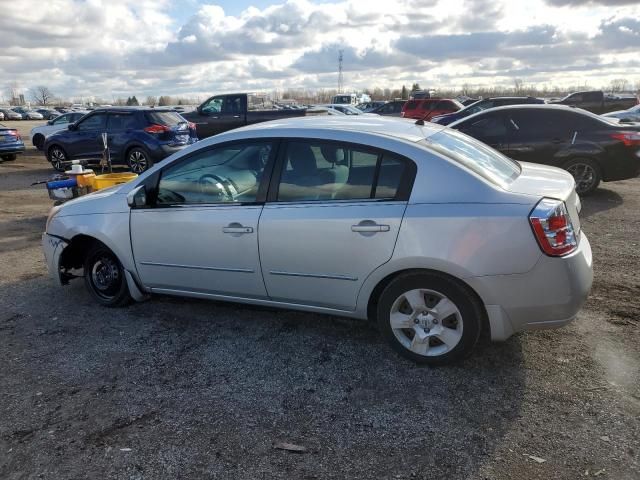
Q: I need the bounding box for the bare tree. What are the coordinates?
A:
[513,78,524,95]
[31,85,55,106]
[609,78,628,93]
[145,95,157,106]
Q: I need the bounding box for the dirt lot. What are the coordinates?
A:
[0,120,638,479]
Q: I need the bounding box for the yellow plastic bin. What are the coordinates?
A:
[75,172,96,188]
[91,173,138,191]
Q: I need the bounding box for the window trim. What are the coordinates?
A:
[144,138,281,209]
[266,138,416,204]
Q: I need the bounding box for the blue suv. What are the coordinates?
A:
[44,107,198,172]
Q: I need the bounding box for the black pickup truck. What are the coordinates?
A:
[182,93,316,139]
[549,90,639,114]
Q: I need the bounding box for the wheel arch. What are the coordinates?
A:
[124,143,150,161]
[58,233,148,301]
[362,266,491,340]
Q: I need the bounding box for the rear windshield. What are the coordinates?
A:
[145,111,185,126]
[423,129,520,185]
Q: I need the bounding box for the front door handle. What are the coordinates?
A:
[351,224,390,233]
[223,226,253,234]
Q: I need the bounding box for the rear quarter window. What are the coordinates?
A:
[423,129,520,186]
[145,111,186,126]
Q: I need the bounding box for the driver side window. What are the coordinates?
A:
[157,141,274,206]
[201,97,223,115]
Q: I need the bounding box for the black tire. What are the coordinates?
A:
[377,272,483,366]
[47,145,67,172]
[83,243,131,307]
[1,154,17,161]
[563,157,601,195]
[127,147,152,174]
[33,134,45,150]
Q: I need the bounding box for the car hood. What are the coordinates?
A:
[56,184,128,217]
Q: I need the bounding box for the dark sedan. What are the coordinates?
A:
[449,104,640,194]
[0,123,25,161]
[43,107,198,172]
[431,96,544,125]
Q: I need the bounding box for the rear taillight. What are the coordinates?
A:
[610,131,640,147]
[529,198,578,257]
[144,124,170,134]
[8,130,20,140]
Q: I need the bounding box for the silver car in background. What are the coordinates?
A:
[42,116,593,364]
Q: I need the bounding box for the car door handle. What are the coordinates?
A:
[351,224,390,233]
[223,225,253,234]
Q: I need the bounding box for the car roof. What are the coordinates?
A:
[449,104,606,126]
[89,107,176,113]
[228,115,445,143]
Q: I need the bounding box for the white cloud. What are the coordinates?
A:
[0,0,639,102]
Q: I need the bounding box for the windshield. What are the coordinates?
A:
[464,100,490,115]
[424,129,521,185]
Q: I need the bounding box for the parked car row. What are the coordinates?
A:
[14,90,639,198]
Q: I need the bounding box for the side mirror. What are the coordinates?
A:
[127,185,147,208]
[47,119,54,125]
[68,123,77,131]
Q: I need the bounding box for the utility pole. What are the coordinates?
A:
[338,49,344,94]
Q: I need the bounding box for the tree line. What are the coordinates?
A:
[3,77,639,107]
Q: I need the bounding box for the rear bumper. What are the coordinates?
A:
[466,233,593,341]
[149,141,195,162]
[0,143,25,155]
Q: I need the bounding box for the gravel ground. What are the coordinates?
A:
[0,120,638,479]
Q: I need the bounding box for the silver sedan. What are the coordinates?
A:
[42,116,593,365]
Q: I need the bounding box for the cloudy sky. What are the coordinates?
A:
[1,0,639,102]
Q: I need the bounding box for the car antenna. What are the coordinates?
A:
[415,119,425,125]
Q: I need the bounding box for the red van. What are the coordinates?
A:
[401,98,463,120]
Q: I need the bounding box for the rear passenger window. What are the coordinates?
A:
[375,156,406,199]
[276,141,410,202]
[108,113,138,131]
[405,101,419,110]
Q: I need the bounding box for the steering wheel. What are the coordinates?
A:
[198,174,233,201]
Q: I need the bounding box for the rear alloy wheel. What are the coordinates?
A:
[377,273,482,365]
[48,146,67,172]
[83,244,131,307]
[128,148,152,174]
[564,158,601,195]
[33,134,45,150]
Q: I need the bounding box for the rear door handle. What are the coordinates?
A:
[351,224,390,233]
[223,226,253,234]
